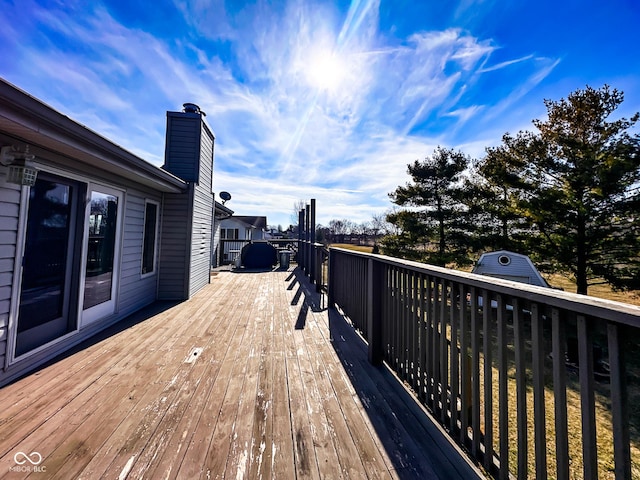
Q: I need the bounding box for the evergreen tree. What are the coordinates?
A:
[471,133,534,253]
[384,146,472,266]
[503,85,640,294]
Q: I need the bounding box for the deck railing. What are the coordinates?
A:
[297,240,329,294]
[324,247,639,480]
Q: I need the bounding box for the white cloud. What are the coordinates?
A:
[0,0,568,228]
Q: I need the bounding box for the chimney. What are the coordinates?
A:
[163,102,209,183]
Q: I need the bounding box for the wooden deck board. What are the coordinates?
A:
[0,268,483,479]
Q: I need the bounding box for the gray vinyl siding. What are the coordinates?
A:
[159,110,215,300]
[163,113,201,183]
[157,188,192,300]
[189,125,214,296]
[117,190,162,315]
[0,180,172,386]
[0,185,20,368]
[212,219,221,268]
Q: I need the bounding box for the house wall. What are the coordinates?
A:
[159,108,214,300]
[0,181,20,370]
[212,218,221,268]
[118,189,163,315]
[0,155,166,385]
[189,126,214,296]
[219,218,265,240]
[158,188,192,300]
[0,81,217,385]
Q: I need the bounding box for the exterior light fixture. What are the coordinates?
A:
[0,145,38,186]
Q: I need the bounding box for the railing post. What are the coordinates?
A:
[367,258,383,365]
[309,199,316,282]
[314,245,323,293]
[305,203,311,276]
[327,249,335,309]
[298,209,304,270]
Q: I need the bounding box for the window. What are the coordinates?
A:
[221,228,239,240]
[142,201,159,275]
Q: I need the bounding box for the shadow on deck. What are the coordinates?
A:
[0,267,483,479]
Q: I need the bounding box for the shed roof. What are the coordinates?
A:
[472,250,550,288]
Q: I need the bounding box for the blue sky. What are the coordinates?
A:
[1,0,639,228]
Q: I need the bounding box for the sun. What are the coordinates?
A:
[304,49,348,92]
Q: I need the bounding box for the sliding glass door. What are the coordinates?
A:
[14,177,123,357]
[16,174,84,356]
[80,185,123,326]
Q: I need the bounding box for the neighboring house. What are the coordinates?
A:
[265,227,285,239]
[217,215,268,265]
[219,215,268,241]
[211,200,234,268]
[0,78,215,386]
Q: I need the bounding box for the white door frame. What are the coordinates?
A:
[79,183,124,327]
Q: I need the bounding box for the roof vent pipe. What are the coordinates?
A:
[183,103,206,116]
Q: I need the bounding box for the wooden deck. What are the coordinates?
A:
[0,267,483,479]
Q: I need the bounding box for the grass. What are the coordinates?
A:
[545,273,640,307]
[325,244,640,478]
[481,319,640,480]
[329,243,375,253]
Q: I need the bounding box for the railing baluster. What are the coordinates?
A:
[440,281,448,424]
[532,303,548,480]
[459,283,470,447]
[397,266,404,376]
[552,308,569,480]
[419,273,428,404]
[383,264,391,362]
[403,269,409,381]
[607,322,631,480]
[426,275,434,407]
[483,289,493,472]
[433,278,441,414]
[390,266,397,370]
[577,315,598,480]
[513,298,528,480]
[471,286,480,459]
[411,270,419,392]
[450,281,459,434]
[497,294,508,479]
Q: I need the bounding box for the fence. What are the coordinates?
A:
[326,247,639,480]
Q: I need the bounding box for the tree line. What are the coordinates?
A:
[380,85,640,295]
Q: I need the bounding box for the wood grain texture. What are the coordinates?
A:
[0,268,482,479]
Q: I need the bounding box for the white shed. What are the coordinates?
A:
[472,250,550,288]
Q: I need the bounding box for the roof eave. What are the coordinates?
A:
[0,78,186,193]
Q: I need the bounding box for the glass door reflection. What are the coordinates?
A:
[82,188,121,324]
[16,174,82,356]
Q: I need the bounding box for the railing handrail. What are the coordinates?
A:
[326,246,637,479]
[330,247,640,327]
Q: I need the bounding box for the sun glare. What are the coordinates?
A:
[305,50,347,92]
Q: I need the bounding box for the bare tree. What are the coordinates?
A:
[291,200,306,226]
[372,211,397,236]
